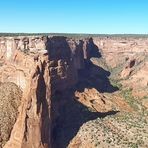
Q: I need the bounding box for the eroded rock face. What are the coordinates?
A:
[75,88,113,112]
[1,52,51,148]
[93,37,148,94]
[0,36,96,148]
[93,37,148,68]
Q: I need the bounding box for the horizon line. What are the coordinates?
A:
[1,32,148,35]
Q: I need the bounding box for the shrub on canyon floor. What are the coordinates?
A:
[110,79,122,90]
[121,88,139,111]
[0,82,22,147]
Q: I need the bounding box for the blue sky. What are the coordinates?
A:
[0,0,148,34]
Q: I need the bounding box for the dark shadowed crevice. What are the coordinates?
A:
[36,62,51,146]
[51,90,119,148]
[44,36,119,148]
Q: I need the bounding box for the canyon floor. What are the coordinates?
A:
[0,35,148,148]
[54,56,148,148]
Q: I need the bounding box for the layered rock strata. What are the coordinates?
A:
[0,36,95,148]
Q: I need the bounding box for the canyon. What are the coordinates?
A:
[0,35,148,148]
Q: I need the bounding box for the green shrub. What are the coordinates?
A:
[121,88,139,111]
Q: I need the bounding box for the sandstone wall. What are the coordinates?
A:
[0,36,94,91]
[0,36,95,148]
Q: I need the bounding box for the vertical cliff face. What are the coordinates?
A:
[1,50,51,148]
[0,36,95,148]
[46,37,92,92]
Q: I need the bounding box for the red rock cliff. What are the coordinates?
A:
[0,36,94,148]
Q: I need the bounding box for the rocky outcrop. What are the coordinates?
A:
[0,36,94,91]
[93,37,148,68]
[2,51,51,148]
[75,88,113,112]
[0,36,97,148]
[120,59,136,78]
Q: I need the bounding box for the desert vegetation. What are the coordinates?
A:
[0,82,22,148]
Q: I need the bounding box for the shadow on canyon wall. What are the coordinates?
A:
[36,61,51,146]
[77,60,119,93]
[51,91,119,148]
[48,37,119,148]
[76,37,118,93]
